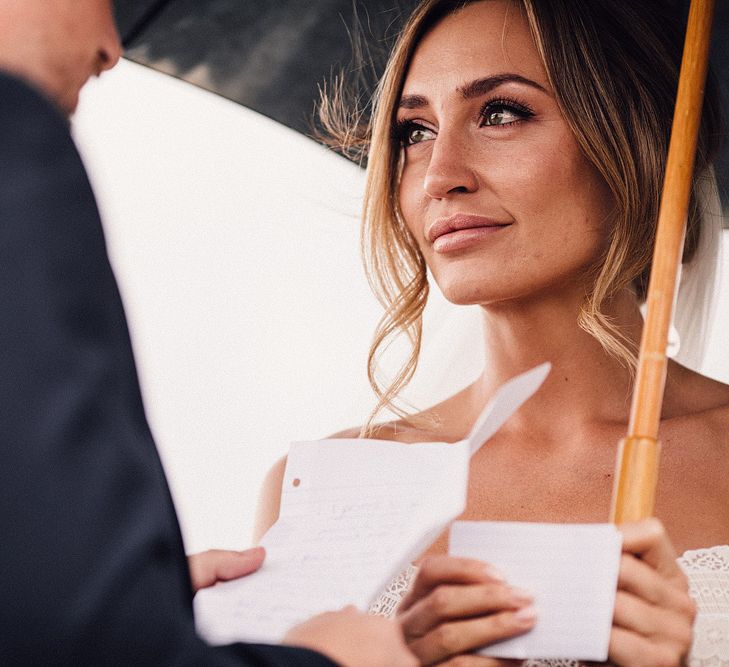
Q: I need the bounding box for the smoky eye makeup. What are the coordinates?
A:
[393,118,436,147]
[392,93,537,146]
[478,96,535,127]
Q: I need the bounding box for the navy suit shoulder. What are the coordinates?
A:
[0,72,335,667]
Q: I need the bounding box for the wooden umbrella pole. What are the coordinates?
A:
[610,0,715,524]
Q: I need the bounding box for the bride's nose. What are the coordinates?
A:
[423,130,479,199]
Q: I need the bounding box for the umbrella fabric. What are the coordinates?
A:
[111,1,729,211]
[115,1,418,138]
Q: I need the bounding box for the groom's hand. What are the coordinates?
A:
[284,606,418,667]
[187,546,266,593]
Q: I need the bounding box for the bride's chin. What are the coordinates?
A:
[436,281,503,307]
[437,279,547,310]
[430,265,520,306]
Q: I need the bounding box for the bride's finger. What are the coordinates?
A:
[440,657,521,666]
[398,582,532,638]
[399,556,503,613]
[612,590,694,645]
[608,626,665,667]
[618,553,696,615]
[408,609,537,666]
[618,519,685,586]
[608,624,692,667]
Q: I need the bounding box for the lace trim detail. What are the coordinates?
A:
[370,546,729,666]
[369,564,418,617]
[679,546,729,667]
[680,545,729,574]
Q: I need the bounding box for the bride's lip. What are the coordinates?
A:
[426,214,511,252]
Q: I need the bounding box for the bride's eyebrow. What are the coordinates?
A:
[459,73,547,98]
[398,72,548,109]
[398,94,428,110]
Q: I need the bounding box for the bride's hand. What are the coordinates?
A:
[396,555,535,665]
[609,519,696,666]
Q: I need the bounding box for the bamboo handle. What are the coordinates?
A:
[610,437,662,523]
[610,0,715,523]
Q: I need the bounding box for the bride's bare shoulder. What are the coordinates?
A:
[329,415,446,444]
[666,361,729,437]
[329,422,428,442]
[329,389,472,444]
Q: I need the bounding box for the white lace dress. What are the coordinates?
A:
[370,546,729,666]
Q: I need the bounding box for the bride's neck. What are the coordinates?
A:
[471,288,643,437]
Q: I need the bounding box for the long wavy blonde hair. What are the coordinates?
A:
[321,0,723,433]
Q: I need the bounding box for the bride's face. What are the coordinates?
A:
[396,0,614,306]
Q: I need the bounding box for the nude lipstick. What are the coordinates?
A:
[426,214,511,253]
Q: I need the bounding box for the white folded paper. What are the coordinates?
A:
[450,521,622,661]
[194,363,550,644]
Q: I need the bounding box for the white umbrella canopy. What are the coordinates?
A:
[72,60,485,552]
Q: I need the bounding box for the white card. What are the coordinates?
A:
[449,521,622,661]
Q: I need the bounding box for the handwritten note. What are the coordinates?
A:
[450,521,622,661]
[193,363,550,644]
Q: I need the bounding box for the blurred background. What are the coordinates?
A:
[72,2,729,553]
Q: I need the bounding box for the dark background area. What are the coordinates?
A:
[113,1,729,213]
[114,1,419,132]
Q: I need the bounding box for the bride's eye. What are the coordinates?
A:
[479,99,534,127]
[395,120,436,146]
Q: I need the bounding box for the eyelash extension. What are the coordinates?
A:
[478,96,535,127]
[392,118,429,146]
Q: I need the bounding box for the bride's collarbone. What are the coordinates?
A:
[463,448,728,550]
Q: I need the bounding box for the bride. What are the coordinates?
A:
[255,0,729,664]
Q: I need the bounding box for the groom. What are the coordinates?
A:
[0,2,414,665]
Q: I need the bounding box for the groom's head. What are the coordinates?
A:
[0,0,122,116]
